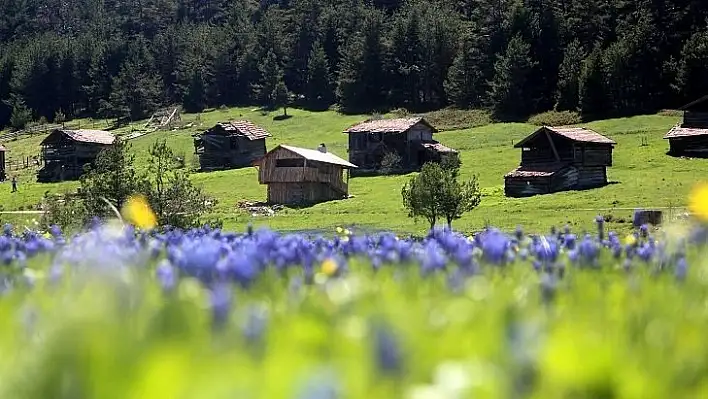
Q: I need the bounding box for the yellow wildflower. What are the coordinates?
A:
[121,194,157,230]
[336,227,344,234]
[624,234,637,247]
[321,258,339,277]
[344,229,352,236]
[689,182,708,222]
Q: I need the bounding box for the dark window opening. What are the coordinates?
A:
[276,158,306,167]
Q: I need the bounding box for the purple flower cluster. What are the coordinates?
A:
[0,219,703,297]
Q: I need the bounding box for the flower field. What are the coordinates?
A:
[0,206,707,399]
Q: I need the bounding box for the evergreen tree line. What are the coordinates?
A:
[2,0,708,128]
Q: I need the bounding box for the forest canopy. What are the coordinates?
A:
[1,0,707,128]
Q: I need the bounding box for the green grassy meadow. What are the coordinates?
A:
[0,107,701,234]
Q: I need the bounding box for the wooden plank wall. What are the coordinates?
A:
[576,166,607,188]
[267,182,344,204]
[504,176,552,197]
[669,136,708,156]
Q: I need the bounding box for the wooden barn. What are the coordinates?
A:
[664,95,708,157]
[505,126,616,197]
[0,145,5,181]
[343,117,457,176]
[256,144,357,205]
[37,129,115,182]
[193,120,271,171]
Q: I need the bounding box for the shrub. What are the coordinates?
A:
[10,101,32,130]
[528,110,582,126]
[379,152,402,175]
[54,109,66,124]
[39,192,86,232]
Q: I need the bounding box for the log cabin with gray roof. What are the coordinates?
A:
[343,117,457,176]
[37,129,116,182]
[193,120,271,171]
[505,126,616,198]
[664,96,708,157]
[256,143,357,205]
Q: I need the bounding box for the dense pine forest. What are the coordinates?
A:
[1,0,708,129]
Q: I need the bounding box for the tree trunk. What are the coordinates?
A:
[283,106,288,117]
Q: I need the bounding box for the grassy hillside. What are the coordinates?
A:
[0,107,695,235]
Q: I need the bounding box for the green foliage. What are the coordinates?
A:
[445,33,487,109]
[378,152,403,175]
[39,191,85,231]
[53,109,66,124]
[528,111,582,127]
[488,35,536,120]
[254,50,282,108]
[439,172,481,228]
[272,79,291,117]
[402,160,481,229]
[146,139,219,229]
[305,41,333,110]
[108,40,163,120]
[9,98,32,130]
[423,108,492,131]
[578,46,605,117]
[440,153,462,180]
[555,40,584,112]
[79,139,150,220]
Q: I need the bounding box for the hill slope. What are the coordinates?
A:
[0,108,692,234]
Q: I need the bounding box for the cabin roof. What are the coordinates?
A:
[663,125,708,139]
[204,120,272,140]
[678,95,708,111]
[41,129,116,145]
[504,163,568,178]
[419,142,458,154]
[343,117,437,134]
[277,145,358,168]
[515,126,615,148]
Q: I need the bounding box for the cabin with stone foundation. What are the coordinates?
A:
[256,144,357,205]
[664,96,708,157]
[37,129,115,182]
[344,117,457,176]
[193,120,271,171]
[505,126,616,198]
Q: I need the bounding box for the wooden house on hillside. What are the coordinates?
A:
[37,129,115,182]
[193,120,271,171]
[256,143,357,205]
[343,117,457,176]
[664,96,708,157]
[504,126,616,198]
[0,145,5,181]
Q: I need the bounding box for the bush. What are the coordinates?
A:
[528,110,582,126]
[39,192,86,232]
[378,152,402,175]
[9,102,32,130]
[54,109,67,124]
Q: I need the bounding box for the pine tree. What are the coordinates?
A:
[272,78,291,117]
[183,70,207,113]
[555,40,585,111]
[336,9,385,113]
[578,46,606,117]
[253,50,282,107]
[677,27,708,102]
[445,33,486,108]
[388,5,423,108]
[487,34,535,120]
[109,58,163,120]
[305,41,333,110]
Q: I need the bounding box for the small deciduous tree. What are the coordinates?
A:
[402,162,446,229]
[80,138,150,219]
[146,139,220,229]
[272,78,291,117]
[401,159,481,230]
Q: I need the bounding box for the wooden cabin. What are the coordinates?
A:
[664,96,708,157]
[0,145,5,181]
[37,129,115,182]
[193,120,271,171]
[343,117,457,176]
[505,127,616,197]
[256,144,357,205]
